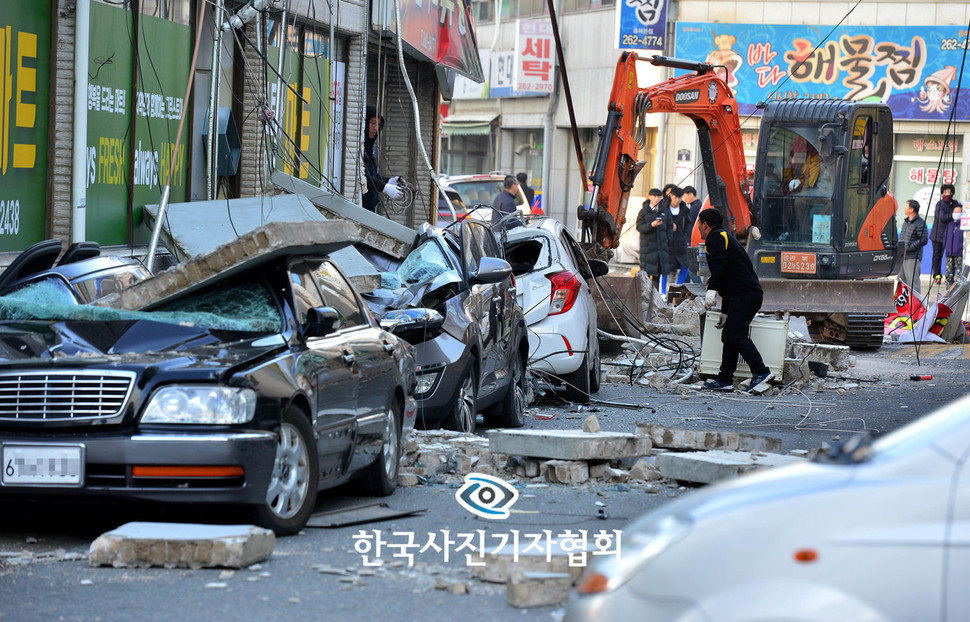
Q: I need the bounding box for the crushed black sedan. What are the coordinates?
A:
[0,223,415,535]
[363,219,528,433]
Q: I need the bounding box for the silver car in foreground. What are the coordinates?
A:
[567,393,970,621]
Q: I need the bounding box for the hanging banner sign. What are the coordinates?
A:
[616,0,667,51]
[674,22,970,120]
[513,20,555,94]
[386,0,485,82]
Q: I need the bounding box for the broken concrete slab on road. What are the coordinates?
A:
[488,429,651,461]
[658,450,804,485]
[88,522,275,569]
[636,423,783,453]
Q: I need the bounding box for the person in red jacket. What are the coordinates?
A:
[698,209,773,394]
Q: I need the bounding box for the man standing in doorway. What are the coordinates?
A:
[362,105,403,213]
[698,209,773,394]
[900,199,929,296]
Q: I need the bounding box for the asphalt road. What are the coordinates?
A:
[1,341,967,622]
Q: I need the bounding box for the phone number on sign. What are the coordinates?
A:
[621,34,663,48]
[352,528,621,567]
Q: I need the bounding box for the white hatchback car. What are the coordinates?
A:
[566,393,970,621]
[503,217,608,403]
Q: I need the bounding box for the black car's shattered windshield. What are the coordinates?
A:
[0,279,281,332]
[380,239,455,290]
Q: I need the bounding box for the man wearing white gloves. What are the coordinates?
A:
[362,105,404,213]
[698,209,773,394]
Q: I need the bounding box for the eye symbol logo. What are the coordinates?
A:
[455,473,519,519]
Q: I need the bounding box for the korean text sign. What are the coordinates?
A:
[617,0,667,51]
[514,20,555,94]
[674,23,970,121]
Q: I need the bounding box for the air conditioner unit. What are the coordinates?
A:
[699,311,787,379]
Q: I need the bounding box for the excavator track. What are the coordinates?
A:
[843,314,886,350]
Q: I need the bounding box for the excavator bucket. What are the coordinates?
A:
[591,273,643,335]
[759,278,894,315]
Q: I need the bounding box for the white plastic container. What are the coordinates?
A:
[699,311,787,379]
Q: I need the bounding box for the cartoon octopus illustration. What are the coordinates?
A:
[917,66,956,114]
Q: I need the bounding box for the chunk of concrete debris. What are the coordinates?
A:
[435,577,470,594]
[542,460,589,484]
[789,342,850,372]
[582,415,600,433]
[472,540,585,584]
[398,472,420,487]
[603,466,629,483]
[88,523,275,569]
[507,572,573,608]
[636,424,782,453]
[658,450,804,485]
[489,429,650,461]
[628,458,662,481]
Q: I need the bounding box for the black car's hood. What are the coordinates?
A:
[0,319,285,369]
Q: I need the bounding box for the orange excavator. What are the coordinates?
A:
[581,52,899,349]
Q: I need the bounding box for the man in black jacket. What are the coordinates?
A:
[698,209,773,394]
[362,105,403,213]
[900,199,929,295]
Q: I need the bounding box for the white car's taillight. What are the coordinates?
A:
[547,271,581,315]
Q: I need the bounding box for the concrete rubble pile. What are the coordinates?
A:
[401,419,804,489]
[396,419,808,607]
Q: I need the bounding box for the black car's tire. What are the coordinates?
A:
[495,352,526,428]
[253,407,318,536]
[444,368,477,433]
[563,354,591,404]
[361,400,402,496]
[589,341,601,394]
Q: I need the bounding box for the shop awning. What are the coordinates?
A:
[441,113,498,136]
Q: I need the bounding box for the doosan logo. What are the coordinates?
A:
[674,89,700,104]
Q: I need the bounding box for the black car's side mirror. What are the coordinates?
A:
[306,306,341,337]
[469,257,513,285]
[587,259,610,278]
[380,308,445,344]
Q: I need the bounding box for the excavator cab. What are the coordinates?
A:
[749,100,898,280]
[746,100,899,349]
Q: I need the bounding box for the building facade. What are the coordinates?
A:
[0,0,475,254]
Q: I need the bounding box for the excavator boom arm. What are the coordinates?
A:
[584,53,753,258]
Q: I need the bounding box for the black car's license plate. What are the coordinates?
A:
[1,444,84,486]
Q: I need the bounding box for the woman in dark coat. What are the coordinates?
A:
[636,189,670,289]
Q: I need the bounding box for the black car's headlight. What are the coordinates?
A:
[141,386,257,424]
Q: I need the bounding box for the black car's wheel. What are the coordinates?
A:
[445,368,477,433]
[495,352,526,428]
[361,400,402,496]
[254,407,318,536]
[563,353,591,404]
[589,340,601,394]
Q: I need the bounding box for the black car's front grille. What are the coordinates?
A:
[0,371,135,422]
